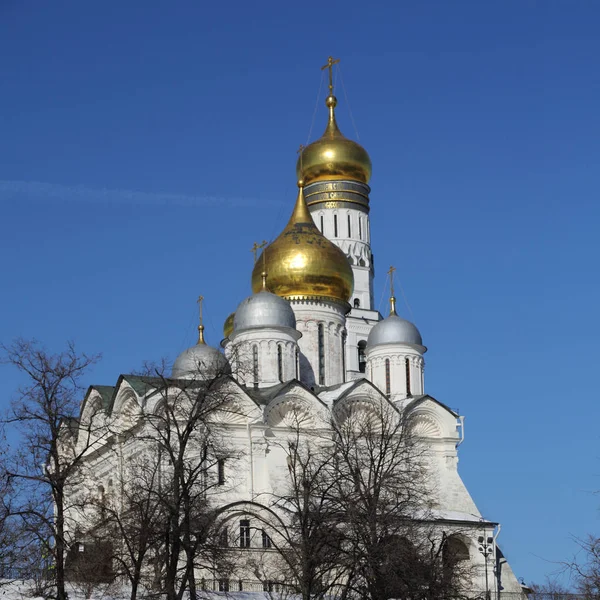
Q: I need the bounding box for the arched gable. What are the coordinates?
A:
[264,384,329,429]
[403,395,459,440]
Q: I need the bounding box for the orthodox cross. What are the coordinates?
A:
[387,265,396,296]
[197,295,204,325]
[251,240,268,264]
[321,56,340,95]
[197,295,205,343]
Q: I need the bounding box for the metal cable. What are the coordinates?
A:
[337,65,361,141]
[306,70,325,146]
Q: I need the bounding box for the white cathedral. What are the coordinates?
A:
[66,61,526,598]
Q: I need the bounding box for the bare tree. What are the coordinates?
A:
[250,420,347,600]
[0,339,101,600]
[328,400,474,600]
[567,536,600,599]
[88,359,246,600]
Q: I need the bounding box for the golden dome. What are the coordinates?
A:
[223,312,235,339]
[296,95,372,185]
[251,182,353,303]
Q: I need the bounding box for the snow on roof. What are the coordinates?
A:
[317,380,356,407]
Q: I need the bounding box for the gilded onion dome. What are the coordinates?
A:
[295,94,372,186]
[223,312,235,339]
[251,181,354,303]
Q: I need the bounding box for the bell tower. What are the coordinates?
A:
[297,57,381,380]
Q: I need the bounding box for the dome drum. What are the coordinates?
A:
[304,180,371,211]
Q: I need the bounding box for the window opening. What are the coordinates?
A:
[354,298,360,308]
[348,213,352,237]
[358,340,367,374]
[359,217,362,240]
[252,345,258,388]
[318,324,325,385]
[405,357,411,396]
[295,347,299,379]
[217,459,225,485]
[277,344,283,382]
[240,519,251,548]
[341,330,347,383]
[334,214,338,237]
[385,359,391,397]
[320,215,324,233]
[262,529,272,548]
[219,580,230,592]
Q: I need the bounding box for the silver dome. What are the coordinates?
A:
[367,314,423,348]
[233,290,296,333]
[172,343,230,380]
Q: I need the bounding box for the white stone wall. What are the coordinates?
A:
[290,298,347,387]
[229,327,300,388]
[366,343,425,398]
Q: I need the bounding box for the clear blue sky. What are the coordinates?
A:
[1,0,599,586]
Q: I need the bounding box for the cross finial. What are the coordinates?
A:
[387,266,397,316]
[251,240,268,264]
[321,56,340,96]
[387,266,396,296]
[197,295,206,344]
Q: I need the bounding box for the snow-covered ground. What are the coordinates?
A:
[0,580,275,600]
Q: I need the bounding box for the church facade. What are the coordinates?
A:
[65,62,526,598]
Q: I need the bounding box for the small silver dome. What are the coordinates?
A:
[233,290,296,333]
[172,343,230,380]
[367,314,423,348]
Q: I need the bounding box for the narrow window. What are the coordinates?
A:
[295,347,299,379]
[354,298,360,309]
[262,529,272,548]
[318,323,325,385]
[219,527,228,547]
[359,217,362,240]
[320,215,324,233]
[358,340,367,374]
[277,344,283,382]
[252,345,258,388]
[238,580,244,592]
[240,519,251,548]
[366,218,370,242]
[385,359,391,397]
[217,458,225,485]
[341,330,347,383]
[334,214,338,237]
[348,213,352,237]
[219,580,229,592]
[405,357,411,396]
[263,581,274,593]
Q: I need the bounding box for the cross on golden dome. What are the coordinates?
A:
[321,56,340,96]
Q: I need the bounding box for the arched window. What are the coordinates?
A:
[333,214,338,237]
[240,519,251,548]
[358,340,367,373]
[347,213,352,237]
[320,214,324,233]
[359,216,363,240]
[443,536,470,569]
[252,345,259,388]
[318,324,325,385]
[354,298,360,309]
[405,357,411,396]
[277,344,283,382]
[295,347,299,379]
[341,330,347,383]
[385,359,391,397]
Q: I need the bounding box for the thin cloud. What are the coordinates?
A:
[0,180,275,208]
